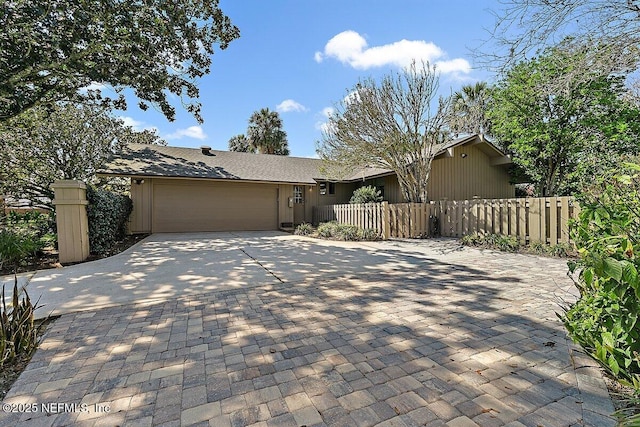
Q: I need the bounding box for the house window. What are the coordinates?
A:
[294,186,303,203]
[328,182,336,195]
[319,182,327,195]
[376,185,384,198]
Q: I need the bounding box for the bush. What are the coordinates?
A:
[317,221,339,238]
[334,224,361,241]
[294,223,314,236]
[2,211,56,251]
[315,221,381,241]
[87,186,133,255]
[0,230,42,272]
[350,186,383,204]
[562,161,640,394]
[460,233,520,252]
[461,233,575,257]
[0,276,44,367]
[360,228,381,241]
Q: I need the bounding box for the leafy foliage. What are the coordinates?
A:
[461,233,520,252]
[0,0,240,123]
[315,221,380,241]
[460,232,575,257]
[294,223,314,236]
[0,230,42,272]
[450,82,493,137]
[86,186,133,255]
[0,103,164,209]
[317,221,339,238]
[0,211,54,271]
[4,211,56,247]
[0,277,44,368]
[490,44,640,196]
[228,134,251,153]
[318,61,451,203]
[562,161,640,394]
[229,108,289,155]
[349,186,383,204]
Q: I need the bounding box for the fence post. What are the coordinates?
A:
[381,201,390,239]
[51,180,90,263]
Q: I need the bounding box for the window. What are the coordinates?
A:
[319,182,335,195]
[294,186,303,203]
[376,185,384,198]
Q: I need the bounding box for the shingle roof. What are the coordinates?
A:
[99,134,506,184]
[98,144,332,184]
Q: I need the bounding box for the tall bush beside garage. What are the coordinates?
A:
[86,186,133,255]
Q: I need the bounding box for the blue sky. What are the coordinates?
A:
[116,1,499,158]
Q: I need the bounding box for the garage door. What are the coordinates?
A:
[152,180,278,232]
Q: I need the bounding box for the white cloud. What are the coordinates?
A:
[164,126,207,140]
[315,107,336,133]
[119,116,143,129]
[276,99,308,113]
[321,107,335,118]
[117,116,159,134]
[434,58,472,75]
[315,30,470,75]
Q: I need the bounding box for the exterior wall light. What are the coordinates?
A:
[460,153,468,158]
[134,178,145,185]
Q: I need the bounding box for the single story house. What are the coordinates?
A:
[98,134,514,233]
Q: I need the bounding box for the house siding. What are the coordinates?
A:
[353,145,513,203]
[428,144,513,200]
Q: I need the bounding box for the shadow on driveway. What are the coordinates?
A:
[0,232,615,426]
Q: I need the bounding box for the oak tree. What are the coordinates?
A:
[0,103,164,209]
[0,0,240,123]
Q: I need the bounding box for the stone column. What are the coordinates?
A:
[51,180,90,263]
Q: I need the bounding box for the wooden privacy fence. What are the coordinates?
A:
[313,196,580,244]
[422,197,580,244]
[314,202,388,236]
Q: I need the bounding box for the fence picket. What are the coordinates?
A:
[549,197,558,245]
[313,196,577,243]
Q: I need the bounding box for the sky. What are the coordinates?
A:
[115,1,501,158]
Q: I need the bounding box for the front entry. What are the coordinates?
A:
[293,185,306,225]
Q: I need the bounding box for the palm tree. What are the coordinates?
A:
[450,82,492,137]
[246,108,289,155]
[228,134,251,152]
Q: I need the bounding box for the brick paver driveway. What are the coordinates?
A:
[1,233,615,426]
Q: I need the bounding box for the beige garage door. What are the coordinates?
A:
[152,180,278,232]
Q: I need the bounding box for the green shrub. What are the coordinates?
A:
[529,241,549,254]
[294,223,314,236]
[87,186,133,255]
[0,230,42,272]
[460,233,483,246]
[334,224,361,241]
[350,186,383,204]
[460,233,520,252]
[360,228,380,241]
[562,161,640,394]
[3,211,56,251]
[317,221,339,238]
[1,276,44,367]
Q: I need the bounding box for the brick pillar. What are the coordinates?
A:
[51,180,90,263]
